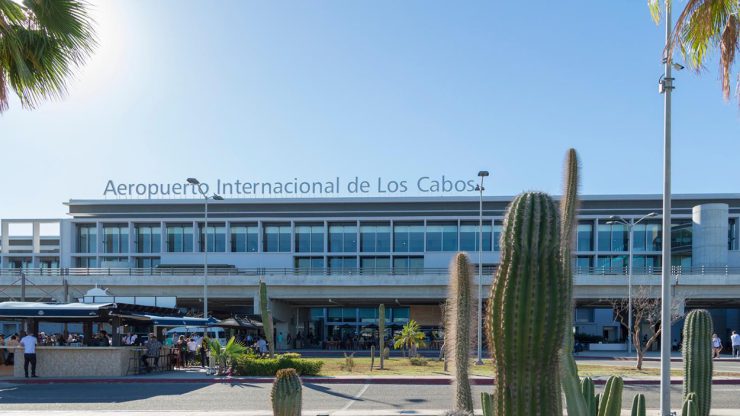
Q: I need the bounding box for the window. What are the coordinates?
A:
[166,224,194,253]
[135,225,161,253]
[358,307,377,323]
[577,223,593,251]
[264,224,291,252]
[329,223,357,252]
[231,224,258,252]
[7,257,32,269]
[389,307,410,322]
[575,256,592,270]
[426,222,458,252]
[136,257,160,268]
[100,257,128,268]
[459,221,492,251]
[360,223,391,252]
[103,224,129,254]
[295,257,324,272]
[597,221,628,252]
[729,218,738,250]
[199,223,226,252]
[77,224,97,253]
[393,256,424,273]
[575,308,594,323]
[328,256,357,273]
[632,255,660,270]
[75,257,97,268]
[360,256,391,272]
[39,257,59,268]
[646,223,661,251]
[295,224,324,253]
[393,222,424,252]
[327,307,355,323]
[596,255,627,270]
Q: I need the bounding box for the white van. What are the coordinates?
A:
[164,326,227,346]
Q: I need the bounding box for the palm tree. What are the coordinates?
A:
[0,0,95,112]
[649,0,740,104]
[393,319,427,358]
[208,336,247,375]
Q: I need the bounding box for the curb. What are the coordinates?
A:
[4,376,740,386]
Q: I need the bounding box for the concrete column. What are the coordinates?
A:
[692,203,729,267]
[1,221,9,255]
[32,222,41,254]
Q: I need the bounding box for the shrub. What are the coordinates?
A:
[409,356,428,366]
[281,352,302,359]
[341,352,355,372]
[234,355,323,376]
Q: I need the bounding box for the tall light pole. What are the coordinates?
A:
[474,170,489,365]
[607,212,656,355]
[187,178,223,319]
[657,0,684,412]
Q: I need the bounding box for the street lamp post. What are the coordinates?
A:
[475,170,489,366]
[187,178,223,319]
[607,212,656,356]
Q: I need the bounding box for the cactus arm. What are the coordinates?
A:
[597,376,624,416]
[630,394,646,416]
[481,392,494,416]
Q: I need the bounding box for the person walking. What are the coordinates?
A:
[731,330,740,358]
[19,332,38,378]
[712,333,723,359]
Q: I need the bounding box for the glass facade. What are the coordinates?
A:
[392,256,424,272]
[231,224,258,252]
[264,224,291,252]
[328,223,357,252]
[136,257,161,268]
[135,224,161,253]
[103,225,129,254]
[75,257,97,267]
[77,224,97,253]
[199,223,226,252]
[328,256,357,273]
[100,257,128,268]
[360,256,391,272]
[360,223,391,252]
[393,222,424,252]
[295,256,324,271]
[295,224,324,253]
[166,224,194,253]
[426,222,458,252]
[459,221,492,252]
[597,222,628,251]
[577,223,593,251]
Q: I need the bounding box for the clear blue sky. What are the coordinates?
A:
[2,0,739,218]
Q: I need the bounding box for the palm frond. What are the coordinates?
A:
[649,0,662,24]
[719,14,739,100]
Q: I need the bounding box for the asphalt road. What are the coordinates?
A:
[0,382,739,414]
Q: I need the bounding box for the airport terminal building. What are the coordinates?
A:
[1,194,740,348]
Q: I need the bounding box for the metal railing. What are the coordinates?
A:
[0,265,739,278]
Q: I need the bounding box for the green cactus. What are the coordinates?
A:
[370,345,375,371]
[487,191,567,416]
[447,253,474,413]
[630,394,646,416]
[597,376,624,416]
[580,377,597,416]
[558,149,588,416]
[379,304,386,369]
[259,281,275,358]
[481,392,494,416]
[683,309,713,416]
[682,393,699,416]
[271,368,302,416]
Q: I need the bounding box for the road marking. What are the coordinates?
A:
[333,382,371,414]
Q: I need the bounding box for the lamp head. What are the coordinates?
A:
[478,170,489,178]
[186,178,200,185]
[647,212,657,217]
[212,195,224,201]
[672,63,685,71]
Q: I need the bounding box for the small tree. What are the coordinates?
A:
[609,286,685,370]
[393,319,426,357]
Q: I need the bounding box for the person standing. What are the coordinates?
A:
[141,333,162,373]
[5,335,19,365]
[0,335,6,366]
[712,333,723,359]
[19,332,38,378]
[731,330,740,358]
[257,337,267,357]
[187,337,197,366]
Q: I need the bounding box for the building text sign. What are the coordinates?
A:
[103,176,478,198]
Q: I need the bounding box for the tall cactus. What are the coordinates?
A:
[379,304,386,369]
[260,281,275,358]
[271,368,302,416]
[630,394,646,416]
[559,149,589,416]
[447,253,474,413]
[683,309,713,416]
[580,377,597,416]
[682,392,699,416]
[487,191,567,415]
[597,376,624,416]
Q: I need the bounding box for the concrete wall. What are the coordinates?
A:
[693,203,729,267]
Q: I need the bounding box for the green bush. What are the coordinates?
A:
[234,355,323,376]
[409,356,428,366]
[281,352,302,359]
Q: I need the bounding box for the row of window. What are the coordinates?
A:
[76,222,500,254]
[576,221,698,252]
[295,256,424,271]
